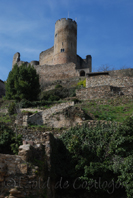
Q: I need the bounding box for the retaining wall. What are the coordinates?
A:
[76,86,133,100]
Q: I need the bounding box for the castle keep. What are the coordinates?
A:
[12,18,92,82]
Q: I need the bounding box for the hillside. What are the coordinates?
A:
[0,74,133,198]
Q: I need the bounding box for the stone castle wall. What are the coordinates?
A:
[12,18,92,80]
[39,46,54,65]
[34,62,79,84]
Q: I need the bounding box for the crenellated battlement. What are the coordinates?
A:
[55,18,77,25]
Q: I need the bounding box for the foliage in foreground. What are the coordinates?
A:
[5,64,40,101]
[0,122,22,154]
[60,117,133,197]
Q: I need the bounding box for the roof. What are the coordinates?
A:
[86,71,109,76]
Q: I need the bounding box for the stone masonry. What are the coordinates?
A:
[27,101,74,126]
[0,132,55,198]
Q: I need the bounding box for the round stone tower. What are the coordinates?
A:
[53,18,77,65]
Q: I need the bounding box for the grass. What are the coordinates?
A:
[78,96,133,123]
[0,96,133,125]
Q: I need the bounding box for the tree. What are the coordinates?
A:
[97,64,114,72]
[0,122,22,154]
[5,64,40,101]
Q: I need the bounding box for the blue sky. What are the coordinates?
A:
[0,0,133,81]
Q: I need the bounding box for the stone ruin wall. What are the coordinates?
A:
[28,101,74,126]
[0,132,55,198]
[15,101,76,128]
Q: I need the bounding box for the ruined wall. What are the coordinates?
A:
[86,75,133,88]
[27,101,74,126]
[0,132,55,198]
[34,62,79,84]
[0,80,5,98]
[76,86,133,100]
[12,52,20,68]
[39,46,54,65]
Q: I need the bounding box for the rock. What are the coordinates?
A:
[9,187,25,198]
[19,144,31,151]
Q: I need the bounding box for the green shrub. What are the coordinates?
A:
[0,122,22,154]
[8,102,16,115]
[77,79,86,88]
[55,84,62,89]
[59,118,133,197]
[10,134,23,155]
[40,87,76,101]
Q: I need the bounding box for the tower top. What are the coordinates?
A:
[55,18,77,25]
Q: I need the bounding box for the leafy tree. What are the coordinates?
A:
[5,64,40,101]
[60,118,133,197]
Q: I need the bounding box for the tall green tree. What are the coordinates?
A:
[5,64,40,101]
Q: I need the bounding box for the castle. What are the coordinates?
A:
[12,18,92,83]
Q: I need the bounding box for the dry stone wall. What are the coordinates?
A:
[28,101,74,126]
[76,86,133,100]
[86,75,133,88]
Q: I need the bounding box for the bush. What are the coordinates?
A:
[59,118,133,197]
[0,122,22,154]
[77,79,86,88]
[55,84,62,89]
[8,102,16,115]
[40,87,76,101]
[19,99,53,108]
[10,134,23,155]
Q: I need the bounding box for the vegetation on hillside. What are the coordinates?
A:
[59,117,133,197]
[1,67,133,197]
[0,122,22,154]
